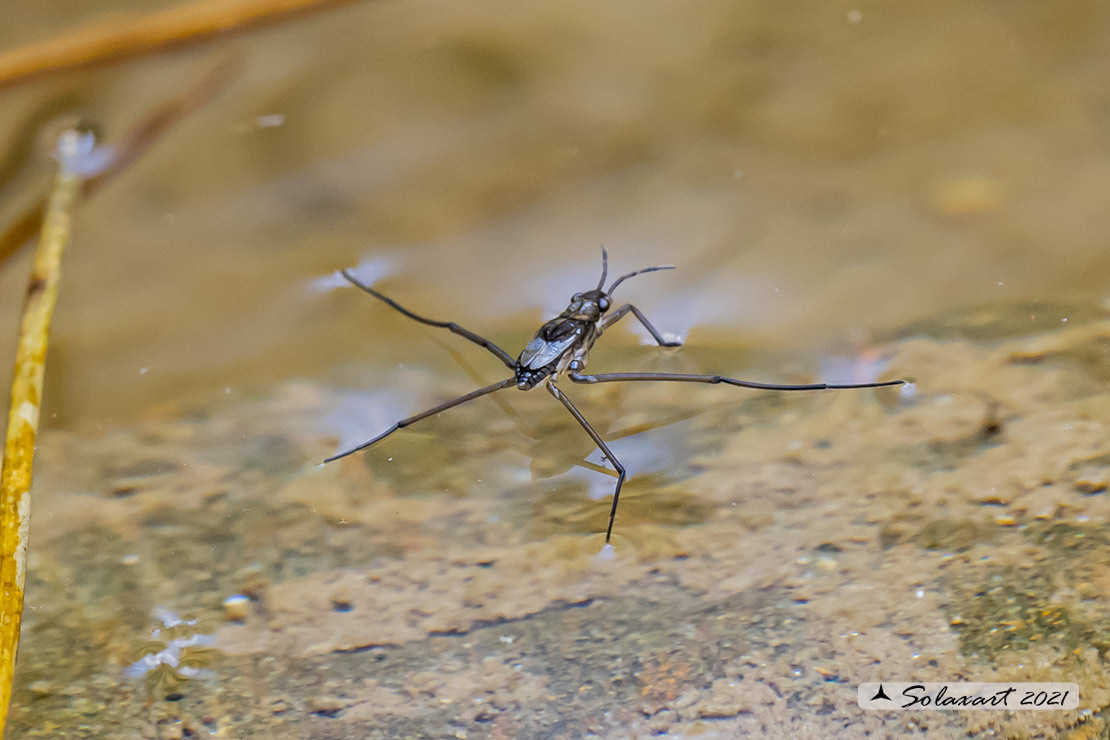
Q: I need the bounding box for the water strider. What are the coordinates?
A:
[325,249,905,543]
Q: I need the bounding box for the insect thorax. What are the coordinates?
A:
[514,316,597,390]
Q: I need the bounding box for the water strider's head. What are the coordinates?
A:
[561,247,675,322]
[562,288,611,322]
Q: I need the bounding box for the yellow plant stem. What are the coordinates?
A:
[0,130,85,735]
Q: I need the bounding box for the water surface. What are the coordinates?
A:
[2,1,1110,737]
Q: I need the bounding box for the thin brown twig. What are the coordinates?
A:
[0,57,238,267]
[0,0,358,91]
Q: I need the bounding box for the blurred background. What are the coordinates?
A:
[2,0,1108,424]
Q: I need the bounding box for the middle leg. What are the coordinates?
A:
[569,371,904,391]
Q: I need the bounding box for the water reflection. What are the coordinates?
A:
[127,609,215,698]
[317,385,415,456]
[306,254,396,294]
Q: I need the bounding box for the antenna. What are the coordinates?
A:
[607,264,675,297]
[596,246,609,292]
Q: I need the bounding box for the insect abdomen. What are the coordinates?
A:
[515,364,556,390]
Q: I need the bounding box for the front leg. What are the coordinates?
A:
[601,304,682,347]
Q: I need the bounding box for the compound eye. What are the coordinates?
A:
[598,297,610,311]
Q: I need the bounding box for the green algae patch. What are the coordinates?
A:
[945,528,1110,663]
[913,518,999,552]
[947,565,1085,659]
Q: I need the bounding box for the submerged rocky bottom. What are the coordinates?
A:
[9,308,1110,739]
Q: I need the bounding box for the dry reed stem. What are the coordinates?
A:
[0,130,86,736]
[0,0,357,90]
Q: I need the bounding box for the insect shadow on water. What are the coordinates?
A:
[324,248,905,544]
